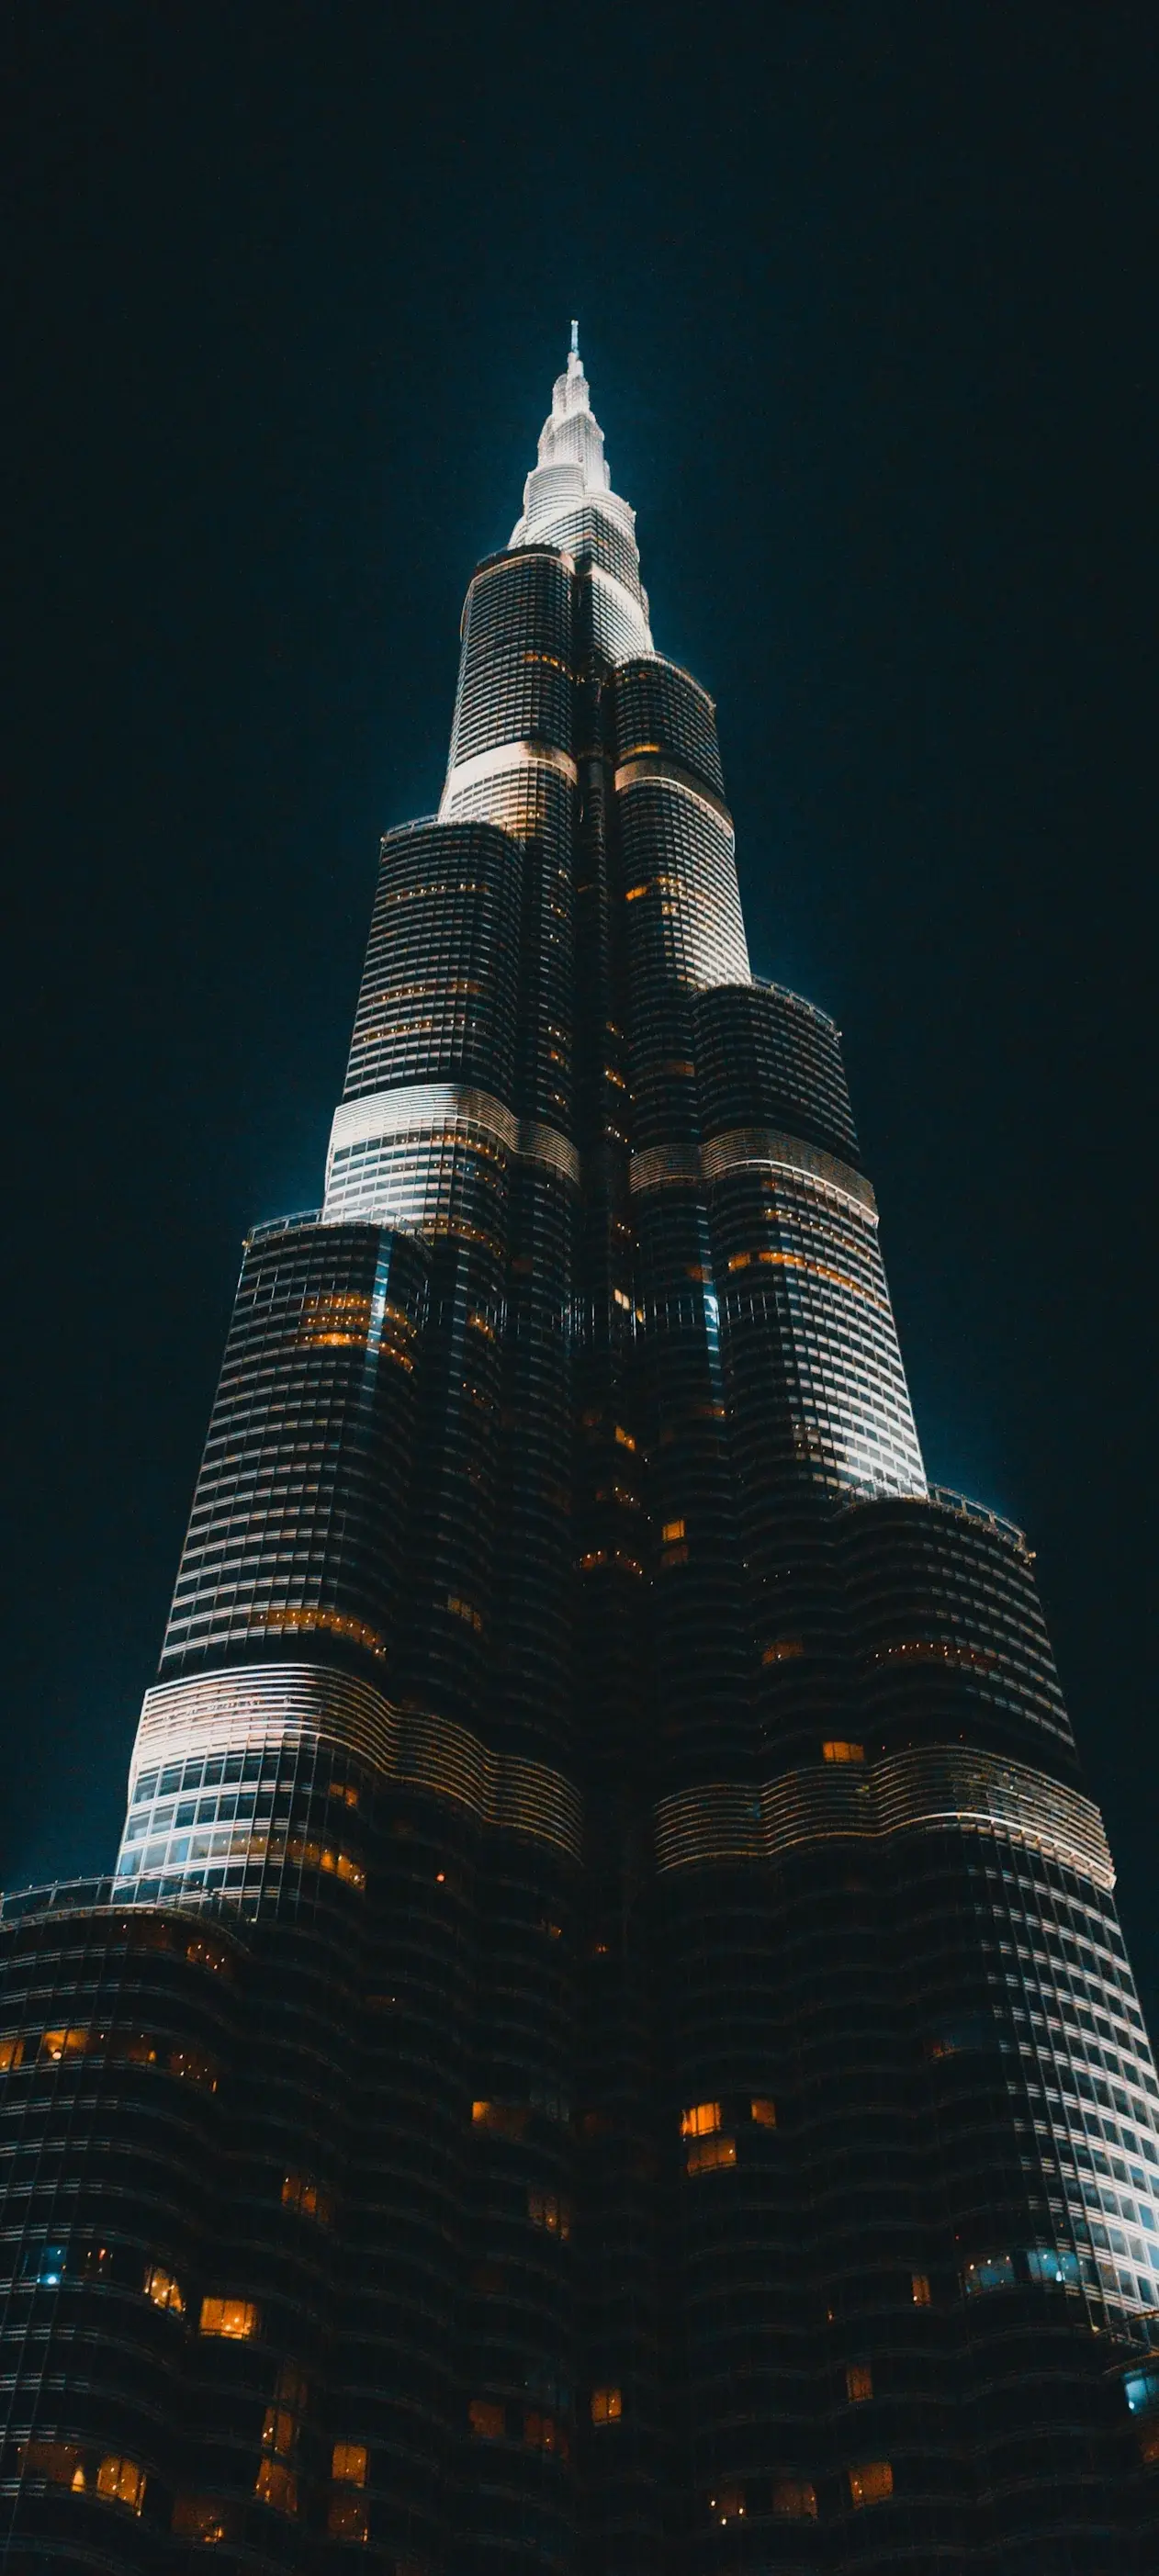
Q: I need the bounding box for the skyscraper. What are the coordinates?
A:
[1,332,1156,2571]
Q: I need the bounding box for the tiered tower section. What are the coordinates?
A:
[1,336,1156,2576]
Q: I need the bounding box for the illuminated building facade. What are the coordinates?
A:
[2,330,1157,2571]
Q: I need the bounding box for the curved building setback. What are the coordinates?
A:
[1,333,1155,2575]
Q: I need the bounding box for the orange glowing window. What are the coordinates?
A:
[472,2099,528,2139]
[21,2441,85,2488]
[254,2457,298,2514]
[468,2399,505,2441]
[686,2133,737,2175]
[96,2455,146,2512]
[282,2171,333,2225]
[762,1638,804,1665]
[199,2296,259,2340]
[750,2097,777,2128]
[771,2479,817,2520]
[710,2484,746,2523]
[613,1423,636,1450]
[167,2044,219,2088]
[661,1518,685,1543]
[143,2262,184,2314]
[172,2497,238,2542]
[846,2362,873,2403]
[40,2026,92,2062]
[681,2101,721,2138]
[261,2408,298,2458]
[332,2443,367,2487]
[0,2034,24,2072]
[528,2187,571,2240]
[523,2412,567,2456]
[822,1740,865,1765]
[849,2459,894,2508]
[911,2272,931,2307]
[591,2386,622,2425]
[328,2494,370,2540]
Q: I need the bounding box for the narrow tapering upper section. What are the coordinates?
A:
[511,332,652,654]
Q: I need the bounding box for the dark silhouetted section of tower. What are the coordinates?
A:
[2,337,1157,2573]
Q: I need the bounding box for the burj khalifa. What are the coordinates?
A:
[1,332,1156,2571]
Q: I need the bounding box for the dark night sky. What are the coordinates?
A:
[5,6,1156,2013]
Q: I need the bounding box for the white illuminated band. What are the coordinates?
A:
[122,1666,583,1862]
[613,754,734,832]
[630,1127,878,1220]
[653,1744,1115,1891]
[440,739,579,811]
[327,1082,580,1188]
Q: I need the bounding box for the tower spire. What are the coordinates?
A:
[569,317,580,359]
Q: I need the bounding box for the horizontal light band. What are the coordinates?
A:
[654,1744,1113,1890]
[327,1084,580,1188]
[613,754,733,830]
[630,1126,876,1218]
[441,740,579,807]
[129,1666,583,1862]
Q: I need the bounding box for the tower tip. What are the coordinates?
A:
[569,319,580,357]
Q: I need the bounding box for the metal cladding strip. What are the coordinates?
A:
[132,1667,583,1860]
[628,1142,703,1196]
[327,1083,580,1187]
[628,1127,877,1217]
[441,739,579,806]
[613,753,734,831]
[699,1124,878,1219]
[653,1743,1113,1891]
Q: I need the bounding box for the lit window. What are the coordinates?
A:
[167,2046,219,2089]
[20,2441,85,2488]
[468,2399,505,2440]
[681,2101,721,2138]
[472,2099,528,2139]
[282,2171,333,2224]
[0,2034,24,2072]
[963,2252,1016,2296]
[613,1424,636,1450]
[254,2457,298,2514]
[261,2408,298,2458]
[144,2262,184,2314]
[173,2498,238,2542]
[40,2027,92,2062]
[772,2479,817,2519]
[523,2412,567,2456]
[822,1740,865,1765]
[185,1933,231,1974]
[762,1638,804,1665]
[332,2443,367,2487]
[199,2295,259,2339]
[686,2133,737,2175]
[96,2456,146,2513]
[528,2188,571,2239]
[750,2098,777,2128]
[710,2484,746,2523]
[591,2386,622,2424]
[329,2493,370,2540]
[661,1518,685,1543]
[849,2459,894,2507]
[846,2362,873,2403]
[911,2272,931,2306]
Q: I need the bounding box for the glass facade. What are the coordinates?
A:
[1,333,1156,2570]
